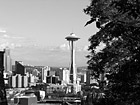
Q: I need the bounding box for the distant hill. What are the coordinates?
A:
[50,66,87,74]
[12,65,87,75]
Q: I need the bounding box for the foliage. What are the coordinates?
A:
[84,0,140,104]
[106,48,140,104]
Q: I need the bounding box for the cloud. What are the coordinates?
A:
[3,34,9,38]
[1,34,24,39]
[59,43,70,50]
[0,28,6,33]
[0,29,36,50]
[11,45,88,67]
[0,28,88,66]
[53,44,89,52]
[0,42,23,50]
[83,45,88,51]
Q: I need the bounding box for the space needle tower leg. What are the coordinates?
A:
[69,40,76,82]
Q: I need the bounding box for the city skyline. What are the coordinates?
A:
[0,0,98,67]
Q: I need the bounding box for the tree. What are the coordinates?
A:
[84,0,140,104]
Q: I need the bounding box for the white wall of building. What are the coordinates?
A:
[63,68,69,84]
[23,76,28,87]
[12,75,16,88]
[4,47,12,72]
[17,74,22,88]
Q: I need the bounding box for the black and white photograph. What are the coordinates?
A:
[0,0,140,105]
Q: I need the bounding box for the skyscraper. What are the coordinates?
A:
[4,47,12,72]
[42,66,50,83]
[0,51,8,105]
[15,61,25,76]
[62,68,70,84]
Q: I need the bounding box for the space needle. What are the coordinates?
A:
[65,33,80,93]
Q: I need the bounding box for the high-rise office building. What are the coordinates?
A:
[62,68,70,84]
[9,75,16,88]
[46,76,59,84]
[42,66,50,83]
[15,61,26,76]
[22,76,28,88]
[80,73,87,83]
[16,74,22,88]
[0,51,8,105]
[46,76,51,83]
[9,74,29,88]
[4,47,12,72]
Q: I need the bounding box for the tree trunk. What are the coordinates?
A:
[0,51,8,105]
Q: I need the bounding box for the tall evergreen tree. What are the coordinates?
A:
[84,0,140,104]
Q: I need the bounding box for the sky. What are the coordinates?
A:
[0,0,98,67]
